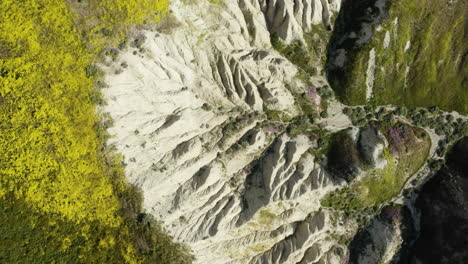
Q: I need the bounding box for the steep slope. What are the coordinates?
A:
[260,0,341,42]
[327,0,467,113]
[404,137,468,263]
[101,0,466,263]
[101,1,350,263]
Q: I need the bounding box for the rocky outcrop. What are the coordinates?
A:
[348,205,406,264]
[101,1,347,263]
[358,125,387,169]
[259,0,341,43]
[100,0,466,263]
[401,137,468,263]
[326,125,388,182]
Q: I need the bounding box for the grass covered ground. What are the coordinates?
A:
[322,123,430,213]
[327,0,467,114]
[0,0,192,262]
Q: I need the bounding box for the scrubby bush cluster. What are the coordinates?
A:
[342,106,370,127]
[343,103,467,171]
[271,34,317,77]
[316,85,335,100]
[343,104,467,147]
[428,159,445,171]
[321,187,380,224]
[404,107,468,159]
[286,115,311,136]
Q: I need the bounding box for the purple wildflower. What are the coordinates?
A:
[385,207,401,222]
[389,127,404,144]
[388,126,411,152]
[308,86,319,104]
[265,126,277,133]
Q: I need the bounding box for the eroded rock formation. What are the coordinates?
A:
[100,0,467,263]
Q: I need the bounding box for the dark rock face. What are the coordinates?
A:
[347,205,413,264]
[326,0,391,105]
[326,129,362,182]
[348,206,395,264]
[405,137,468,264]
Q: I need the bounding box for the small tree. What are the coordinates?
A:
[343,107,351,115]
[435,127,445,136]
[428,106,439,113]
[428,159,444,171]
[446,114,454,122]
[320,111,329,118]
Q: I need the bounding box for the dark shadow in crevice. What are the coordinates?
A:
[395,137,468,264]
[325,0,392,102]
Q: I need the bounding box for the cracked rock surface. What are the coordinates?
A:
[100,0,467,263]
[102,1,347,263]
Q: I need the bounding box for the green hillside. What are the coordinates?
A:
[327,0,467,113]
